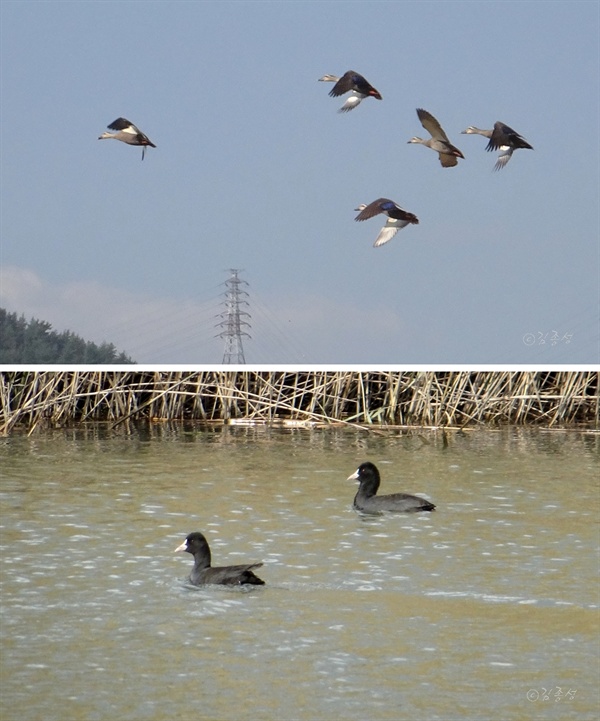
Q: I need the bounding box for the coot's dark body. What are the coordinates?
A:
[175,531,265,586]
[348,462,435,514]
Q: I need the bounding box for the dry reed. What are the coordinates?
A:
[0,371,597,435]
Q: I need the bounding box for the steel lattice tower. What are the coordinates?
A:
[215,269,251,364]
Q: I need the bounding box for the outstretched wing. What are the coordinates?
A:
[354,198,396,221]
[107,117,138,133]
[487,121,533,151]
[417,108,450,142]
[338,93,363,112]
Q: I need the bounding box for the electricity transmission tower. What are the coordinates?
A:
[215,269,251,364]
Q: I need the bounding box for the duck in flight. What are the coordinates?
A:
[408,108,464,167]
[354,199,419,247]
[319,71,382,113]
[461,122,533,171]
[98,117,156,160]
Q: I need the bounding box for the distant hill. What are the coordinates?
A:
[0,308,135,364]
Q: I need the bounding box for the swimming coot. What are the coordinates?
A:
[174,531,265,586]
[348,462,436,513]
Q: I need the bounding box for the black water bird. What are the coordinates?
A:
[348,462,436,513]
[174,531,265,586]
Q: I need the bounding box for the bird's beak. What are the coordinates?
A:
[174,541,188,553]
[347,471,359,481]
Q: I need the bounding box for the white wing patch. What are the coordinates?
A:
[494,146,513,171]
[373,219,411,247]
[339,93,363,112]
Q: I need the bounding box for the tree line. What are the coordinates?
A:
[0,308,134,364]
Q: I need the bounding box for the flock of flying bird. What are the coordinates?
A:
[98,69,533,248]
[174,461,436,587]
[95,72,532,586]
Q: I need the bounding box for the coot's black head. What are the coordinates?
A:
[174,532,212,565]
[347,461,381,496]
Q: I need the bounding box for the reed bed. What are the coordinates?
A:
[0,371,597,435]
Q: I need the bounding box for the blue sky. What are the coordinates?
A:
[1,0,598,364]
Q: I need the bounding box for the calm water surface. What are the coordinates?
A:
[1,425,598,721]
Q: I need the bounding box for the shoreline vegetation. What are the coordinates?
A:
[1,371,597,436]
[0,309,134,364]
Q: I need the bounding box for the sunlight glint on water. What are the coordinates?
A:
[1,426,598,721]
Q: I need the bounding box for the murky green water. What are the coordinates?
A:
[1,425,598,720]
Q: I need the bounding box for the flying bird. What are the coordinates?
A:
[98,117,156,160]
[319,71,382,112]
[408,108,464,167]
[461,122,533,171]
[355,199,419,247]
